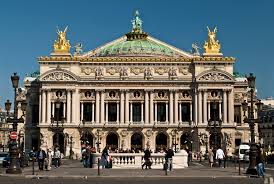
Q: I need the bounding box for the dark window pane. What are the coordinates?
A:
[108,103,117,122]
[54,102,64,121]
[83,103,92,121]
[234,105,241,125]
[181,103,190,121]
[133,103,141,122]
[32,105,39,125]
[157,103,166,122]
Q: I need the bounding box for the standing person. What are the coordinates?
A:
[101,147,109,168]
[208,148,214,167]
[142,149,151,169]
[223,149,228,168]
[53,147,61,168]
[36,147,46,171]
[46,148,53,171]
[256,147,265,177]
[165,147,174,171]
[215,147,225,168]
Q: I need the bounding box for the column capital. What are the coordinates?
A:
[144,89,154,92]
[120,89,129,92]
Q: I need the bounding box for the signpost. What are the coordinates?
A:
[10,132,17,140]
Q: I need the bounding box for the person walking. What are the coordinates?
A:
[142,149,152,169]
[208,148,214,167]
[36,147,46,171]
[101,147,109,168]
[215,147,225,168]
[53,147,61,168]
[165,148,174,171]
[45,148,53,171]
[256,147,266,177]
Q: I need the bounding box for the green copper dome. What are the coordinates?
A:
[94,11,179,57]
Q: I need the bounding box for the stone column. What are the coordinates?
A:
[179,103,182,123]
[223,90,227,123]
[46,90,51,124]
[130,102,133,123]
[219,102,222,120]
[149,91,154,124]
[39,90,42,124]
[67,90,71,123]
[194,90,198,125]
[75,89,80,124]
[203,90,207,124]
[41,90,46,124]
[154,102,157,123]
[169,90,174,124]
[52,103,55,118]
[92,102,95,123]
[95,90,100,124]
[198,90,202,124]
[71,90,76,124]
[165,102,168,123]
[174,91,179,124]
[125,91,129,124]
[208,102,211,121]
[141,102,144,123]
[63,102,66,119]
[105,102,108,123]
[190,103,193,122]
[228,89,234,124]
[117,102,119,123]
[81,102,84,121]
[145,90,149,124]
[100,90,105,124]
[120,90,125,124]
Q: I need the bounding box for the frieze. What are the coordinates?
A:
[41,71,77,81]
[95,67,104,79]
[154,67,168,75]
[106,67,119,75]
[81,67,95,75]
[198,72,232,82]
[169,67,178,80]
[130,67,145,75]
[144,67,153,80]
[178,91,192,100]
[179,67,190,75]
[120,67,129,79]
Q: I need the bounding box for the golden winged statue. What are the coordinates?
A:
[53,26,71,53]
[203,26,221,54]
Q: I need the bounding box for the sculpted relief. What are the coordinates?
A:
[198,71,233,82]
[41,71,77,81]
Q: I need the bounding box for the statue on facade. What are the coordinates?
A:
[131,10,143,32]
[95,67,104,78]
[169,67,177,78]
[203,26,221,54]
[120,67,129,78]
[191,43,200,56]
[144,67,153,79]
[74,42,83,56]
[53,26,71,53]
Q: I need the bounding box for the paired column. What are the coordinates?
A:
[208,102,211,121]
[223,90,227,123]
[169,90,174,124]
[81,102,84,121]
[105,102,108,123]
[154,103,157,123]
[144,90,149,124]
[71,90,76,124]
[198,90,203,124]
[141,102,144,122]
[190,103,193,122]
[100,90,105,124]
[165,102,168,123]
[203,90,207,124]
[41,90,46,124]
[130,102,133,123]
[120,90,125,124]
[178,103,182,123]
[46,90,51,124]
[92,103,95,123]
[66,90,71,123]
[174,91,179,124]
[194,90,198,125]
[117,102,120,124]
[149,91,154,124]
[95,90,100,124]
[228,89,234,124]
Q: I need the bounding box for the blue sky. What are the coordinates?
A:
[0,0,273,107]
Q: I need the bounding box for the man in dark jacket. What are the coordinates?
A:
[36,147,47,170]
[142,149,151,169]
[165,148,174,171]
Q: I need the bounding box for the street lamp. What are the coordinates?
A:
[242,73,263,175]
[96,129,101,153]
[50,97,64,151]
[172,129,178,153]
[5,73,25,174]
[204,134,208,160]
[69,136,74,159]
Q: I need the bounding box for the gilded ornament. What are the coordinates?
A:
[81,67,93,75]
[203,27,222,55]
[155,67,168,75]
[106,67,118,75]
[53,26,71,53]
[130,67,144,75]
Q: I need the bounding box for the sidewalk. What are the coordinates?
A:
[0,160,265,179]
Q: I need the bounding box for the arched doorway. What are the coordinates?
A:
[209,132,222,150]
[180,133,192,151]
[155,133,167,152]
[53,133,65,153]
[106,133,118,151]
[80,131,93,148]
[131,133,143,152]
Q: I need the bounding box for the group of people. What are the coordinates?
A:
[207,146,266,177]
[81,146,96,168]
[36,147,62,171]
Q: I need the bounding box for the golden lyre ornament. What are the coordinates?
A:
[203,26,221,54]
[53,26,71,53]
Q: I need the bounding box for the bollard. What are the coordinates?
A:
[32,156,35,175]
[165,160,167,176]
[97,158,100,176]
[238,160,241,175]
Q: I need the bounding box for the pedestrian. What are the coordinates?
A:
[215,147,225,168]
[223,149,228,168]
[165,147,174,171]
[45,148,53,171]
[208,148,214,167]
[53,147,61,168]
[101,147,109,168]
[256,147,265,177]
[36,147,46,171]
[142,149,152,169]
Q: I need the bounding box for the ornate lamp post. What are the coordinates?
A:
[69,136,74,159]
[172,129,178,153]
[79,119,88,147]
[204,134,208,160]
[50,98,64,152]
[96,129,101,153]
[5,73,26,174]
[242,73,263,175]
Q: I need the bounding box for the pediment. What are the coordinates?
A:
[196,69,235,82]
[40,68,78,82]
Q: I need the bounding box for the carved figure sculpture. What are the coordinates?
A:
[203,27,221,54]
[53,26,71,53]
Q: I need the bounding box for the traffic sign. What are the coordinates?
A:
[10,131,17,140]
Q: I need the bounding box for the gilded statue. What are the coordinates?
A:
[131,10,143,32]
[203,26,221,54]
[53,26,71,53]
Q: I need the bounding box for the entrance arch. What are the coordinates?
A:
[80,131,93,147]
[106,133,119,151]
[131,133,143,152]
[155,133,167,152]
[209,133,222,150]
[53,133,65,153]
[180,133,192,151]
